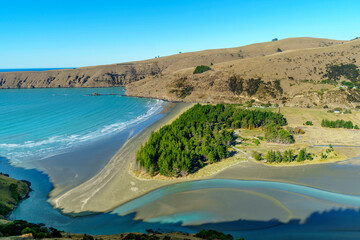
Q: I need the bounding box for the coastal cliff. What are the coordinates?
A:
[0,62,162,89]
[3,37,360,108]
[0,37,342,90]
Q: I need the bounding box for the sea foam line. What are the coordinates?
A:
[0,100,164,162]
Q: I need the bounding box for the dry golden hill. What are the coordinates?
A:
[126,38,360,108]
[0,37,343,90]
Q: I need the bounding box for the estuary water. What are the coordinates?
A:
[3,156,360,240]
[1,87,360,239]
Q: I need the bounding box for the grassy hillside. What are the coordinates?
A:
[0,37,343,90]
[126,38,360,108]
[0,173,29,217]
[1,37,358,108]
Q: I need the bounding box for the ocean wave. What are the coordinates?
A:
[0,100,164,162]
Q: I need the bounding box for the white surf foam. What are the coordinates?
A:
[0,100,164,163]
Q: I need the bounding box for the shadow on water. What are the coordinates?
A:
[2,156,360,240]
[193,208,360,240]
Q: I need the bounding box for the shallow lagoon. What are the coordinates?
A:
[1,88,360,239]
[5,157,360,240]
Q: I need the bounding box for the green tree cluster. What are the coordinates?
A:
[245,78,263,96]
[124,233,160,240]
[252,151,262,160]
[321,119,357,129]
[9,183,20,201]
[323,63,360,83]
[264,148,312,163]
[264,124,294,144]
[193,65,211,74]
[304,121,313,126]
[195,229,234,240]
[228,75,244,94]
[0,203,11,216]
[137,104,289,176]
[0,220,62,238]
[341,81,355,89]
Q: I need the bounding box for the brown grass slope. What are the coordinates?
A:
[0,37,342,89]
[126,38,360,108]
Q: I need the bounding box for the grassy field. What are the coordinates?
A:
[234,106,360,165]
[0,174,29,217]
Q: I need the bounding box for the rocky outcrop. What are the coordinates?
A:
[0,62,161,89]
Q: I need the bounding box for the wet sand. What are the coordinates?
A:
[51,102,194,213]
[129,187,352,226]
[17,105,165,198]
[52,102,360,215]
[30,127,140,196]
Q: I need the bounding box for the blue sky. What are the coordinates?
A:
[0,0,359,68]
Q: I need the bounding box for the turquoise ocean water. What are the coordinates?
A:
[0,87,163,164]
[1,87,360,239]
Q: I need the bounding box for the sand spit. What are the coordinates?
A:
[51,103,360,214]
[51,102,193,213]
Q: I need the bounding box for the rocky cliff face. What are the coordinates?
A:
[0,62,161,89]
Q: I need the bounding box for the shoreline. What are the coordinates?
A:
[4,98,360,238]
[51,102,194,213]
[51,102,360,214]
[15,91,166,199]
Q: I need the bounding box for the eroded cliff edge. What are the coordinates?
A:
[3,37,360,108]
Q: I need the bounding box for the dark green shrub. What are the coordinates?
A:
[0,203,11,216]
[0,219,62,238]
[304,121,313,126]
[193,65,211,74]
[169,77,194,99]
[265,148,311,163]
[9,183,20,201]
[265,124,294,144]
[273,80,283,94]
[82,234,94,240]
[253,151,262,160]
[341,81,354,89]
[195,229,233,240]
[323,63,360,82]
[283,149,295,162]
[228,76,243,94]
[321,119,355,129]
[246,78,263,96]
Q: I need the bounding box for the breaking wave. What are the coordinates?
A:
[0,99,163,163]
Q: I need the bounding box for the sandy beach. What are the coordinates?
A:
[51,102,194,213]
[51,103,360,214]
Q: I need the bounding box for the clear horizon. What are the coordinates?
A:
[1,0,359,68]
